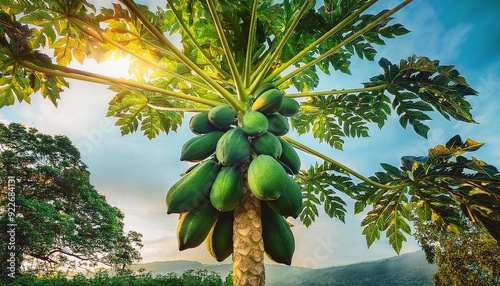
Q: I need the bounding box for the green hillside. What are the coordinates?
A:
[132,251,437,285]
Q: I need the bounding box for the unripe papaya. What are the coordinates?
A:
[267,176,302,218]
[180,131,224,162]
[166,160,221,214]
[251,131,282,159]
[278,138,301,175]
[206,211,233,262]
[177,203,220,251]
[216,128,251,165]
[266,113,289,136]
[189,112,219,134]
[208,106,238,129]
[210,166,243,212]
[242,111,268,137]
[251,89,284,114]
[253,83,277,98]
[278,98,300,117]
[261,202,295,265]
[247,155,289,200]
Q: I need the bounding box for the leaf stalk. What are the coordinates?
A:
[119,0,243,110]
[286,84,387,98]
[283,136,406,190]
[274,0,413,86]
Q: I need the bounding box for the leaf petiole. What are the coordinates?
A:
[274,0,413,86]
[286,84,387,98]
[283,136,408,190]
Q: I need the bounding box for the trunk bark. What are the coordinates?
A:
[232,165,265,285]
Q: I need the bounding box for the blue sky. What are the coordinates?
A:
[1,1,499,268]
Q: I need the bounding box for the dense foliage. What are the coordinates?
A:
[0,123,143,279]
[414,219,500,285]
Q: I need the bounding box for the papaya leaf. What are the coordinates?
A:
[296,162,354,226]
[366,56,477,137]
[291,91,386,149]
[107,86,185,138]
[354,135,500,251]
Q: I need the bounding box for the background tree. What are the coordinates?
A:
[0,122,143,278]
[414,217,500,286]
[1,1,499,285]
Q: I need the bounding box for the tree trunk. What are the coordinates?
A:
[232,165,265,285]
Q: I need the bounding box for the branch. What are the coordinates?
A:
[165,0,230,79]
[119,0,243,110]
[20,60,224,107]
[282,136,407,190]
[69,18,213,91]
[285,84,387,98]
[146,103,210,113]
[250,0,313,94]
[274,0,413,86]
[205,0,246,101]
[266,0,378,82]
[243,0,259,89]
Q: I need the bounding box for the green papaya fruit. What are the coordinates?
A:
[177,203,220,251]
[242,111,269,137]
[247,154,289,200]
[206,211,233,262]
[266,113,289,136]
[251,131,282,159]
[278,138,301,174]
[210,166,243,212]
[189,112,219,134]
[251,89,284,114]
[261,202,295,265]
[166,160,221,214]
[208,106,238,129]
[278,98,300,117]
[267,176,302,218]
[180,131,225,162]
[253,83,277,98]
[216,128,251,165]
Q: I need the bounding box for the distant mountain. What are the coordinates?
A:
[132,251,437,285]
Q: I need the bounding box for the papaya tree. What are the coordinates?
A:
[1,0,499,285]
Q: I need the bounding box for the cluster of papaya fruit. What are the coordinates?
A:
[166,84,302,265]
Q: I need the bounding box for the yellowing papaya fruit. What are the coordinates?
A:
[210,166,243,212]
[166,160,221,214]
[242,111,269,137]
[251,89,284,114]
[189,112,219,134]
[251,131,282,159]
[177,203,220,251]
[278,138,301,175]
[261,202,295,265]
[180,131,224,162]
[247,154,289,200]
[278,98,300,117]
[266,176,302,218]
[208,106,238,129]
[206,211,234,262]
[216,128,251,165]
[253,83,277,98]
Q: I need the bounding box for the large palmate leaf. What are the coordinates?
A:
[366,56,478,138]
[0,11,68,107]
[351,135,500,252]
[296,161,354,226]
[291,89,389,149]
[107,86,185,139]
